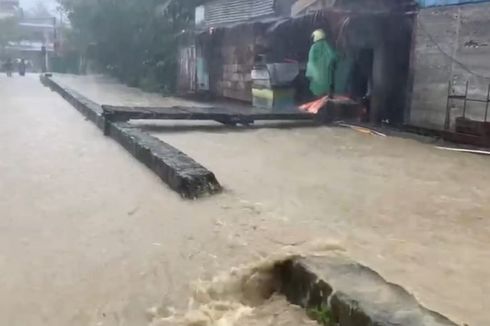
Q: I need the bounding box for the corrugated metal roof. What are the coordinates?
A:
[418,0,490,7]
[204,0,275,27]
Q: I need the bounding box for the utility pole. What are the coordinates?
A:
[41,45,47,72]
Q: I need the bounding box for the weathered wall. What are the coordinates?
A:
[220,25,255,101]
[410,2,490,130]
[199,24,259,102]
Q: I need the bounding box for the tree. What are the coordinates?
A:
[0,17,21,54]
[29,1,52,18]
[57,0,203,92]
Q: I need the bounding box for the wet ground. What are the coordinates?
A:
[1,74,489,325]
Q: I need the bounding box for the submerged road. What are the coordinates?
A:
[57,74,490,326]
[0,75,296,326]
[1,74,490,326]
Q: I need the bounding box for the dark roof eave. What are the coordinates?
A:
[195,14,283,33]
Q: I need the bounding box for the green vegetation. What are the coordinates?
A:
[307,304,334,326]
[57,0,203,92]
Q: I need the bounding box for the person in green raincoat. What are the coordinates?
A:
[306,29,337,98]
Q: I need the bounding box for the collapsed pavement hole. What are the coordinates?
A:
[273,260,333,312]
[231,258,338,325]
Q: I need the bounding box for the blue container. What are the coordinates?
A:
[418,0,490,7]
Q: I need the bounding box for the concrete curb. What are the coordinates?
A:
[41,75,222,199]
[276,256,458,326]
[40,75,104,128]
[109,122,222,198]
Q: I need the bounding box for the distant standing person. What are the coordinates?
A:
[4,58,13,77]
[18,59,26,76]
[41,46,47,73]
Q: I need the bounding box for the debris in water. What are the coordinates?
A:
[436,146,490,155]
[337,122,387,137]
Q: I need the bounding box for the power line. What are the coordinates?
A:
[418,17,490,80]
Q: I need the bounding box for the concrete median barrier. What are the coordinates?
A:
[41,74,222,199]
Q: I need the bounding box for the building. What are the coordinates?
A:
[0,0,58,71]
[181,0,296,101]
[5,16,57,71]
[0,0,19,19]
[180,0,416,125]
[409,0,490,135]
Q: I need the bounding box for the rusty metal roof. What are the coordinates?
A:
[203,0,276,27]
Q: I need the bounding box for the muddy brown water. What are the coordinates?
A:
[144,119,490,326]
[15,74,490,325]
[1,76,304,326]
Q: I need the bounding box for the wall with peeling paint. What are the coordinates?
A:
[409,2,490,130]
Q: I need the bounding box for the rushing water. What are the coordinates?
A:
[147,240,347,326]
[26,74,490,326]
[146,119,490,326]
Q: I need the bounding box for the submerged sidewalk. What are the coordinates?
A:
[48,74,490,326]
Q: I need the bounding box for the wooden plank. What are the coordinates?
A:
[101,105,316,124]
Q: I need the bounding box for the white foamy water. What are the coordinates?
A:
[148,241,344,326]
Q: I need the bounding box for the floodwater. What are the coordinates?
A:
[3,74,489,325]
[0,75,311,326]
[148,120,490,326]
